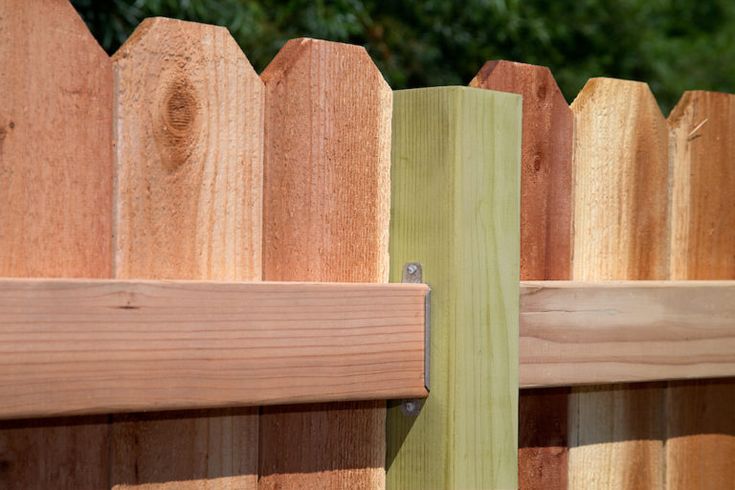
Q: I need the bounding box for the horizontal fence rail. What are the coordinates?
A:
[0,278,428,420]
[521,281,735,387]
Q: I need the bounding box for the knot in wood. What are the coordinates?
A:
[532,150,544,172]
[154,76,200,171]
[536,82,547,100]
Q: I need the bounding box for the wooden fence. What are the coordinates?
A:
[1,1,733,489]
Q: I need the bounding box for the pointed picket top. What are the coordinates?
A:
[112,17,264,282]
[259,37,392,489]
[472,60,569,111]
[667,89,735,490]
[261,37,390,93]
[571,77,665,117]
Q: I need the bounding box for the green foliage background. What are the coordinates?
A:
[72,0,735,112]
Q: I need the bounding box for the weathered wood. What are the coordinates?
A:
[569,78,669,489]
[0,0,112,487]
[520,281,735,387]
[471,60,573,490]
[0,278,427,419]
[259,38,391,489]
[111,17,263,488]
[666,91,735,489]
[386,87,521,489]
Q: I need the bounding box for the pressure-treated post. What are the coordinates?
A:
[387,87,521,489]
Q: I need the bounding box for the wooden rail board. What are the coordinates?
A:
[111,17,263,488]
[386,87,521,489]
[569,78,669,489]
[0,278,427,419]
[520,281,735,387]
[259,38,391,489]
[471,60,573,490]
[0,0,113,487]
[666,91,735,489]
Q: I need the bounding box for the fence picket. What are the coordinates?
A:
[666,90,735,489]
[0,0,112,487]
[569,78,669,489]
[471,60,573,490]
[259,38,391,489]
[110,17,263,488]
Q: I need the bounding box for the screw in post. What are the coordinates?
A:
[400,398,423,417]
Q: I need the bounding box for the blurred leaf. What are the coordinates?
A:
[71,0,735,112]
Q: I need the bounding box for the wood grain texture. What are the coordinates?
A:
[471,60,573,490]
[668,91,735,281]
[0,0,112,279]
[666,91,735,489]
[259,38,391,489]
[569,78,669,489]
[0,0,112,487]
[111,17,263,489]
[0,279,427,419]
[571,78,669,282]
[520,281,735,387]
[386,87,521,489]
[113,17,263,281]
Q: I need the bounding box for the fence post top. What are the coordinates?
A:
[394,86,522,105]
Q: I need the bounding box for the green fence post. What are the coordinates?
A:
[387,87,521,489]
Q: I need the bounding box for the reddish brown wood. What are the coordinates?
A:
[0,0,112,487]
[518,389,569,490]
[667,90,735,489]
[471,60,573,490]
[259,38,391,489]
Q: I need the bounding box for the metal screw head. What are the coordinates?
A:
[403,263,422,283]
[400,398,423,417]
